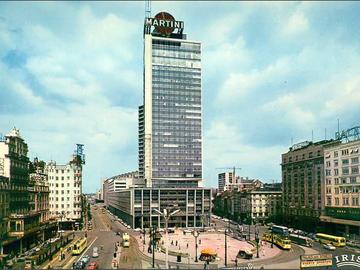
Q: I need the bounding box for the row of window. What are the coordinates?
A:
[326,157,359,167]
[51,189,81,194]
[329,197,360,206]
[48,169,81,174]
[325,166,359,176]
[326,186,360,194]
[326,148,359,159]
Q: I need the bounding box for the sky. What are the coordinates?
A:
[1,1,360,193]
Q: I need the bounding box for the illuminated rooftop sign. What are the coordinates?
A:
[335,126,360,142]
[144,12,184,36]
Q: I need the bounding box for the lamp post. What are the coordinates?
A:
[255,222,259,258]
[271,227,274,248]
[193,230,199,262]
[225,218,231,267]
[153,208,180,269]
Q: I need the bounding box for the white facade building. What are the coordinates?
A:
[322,137,360,235]
[46,157,83,221]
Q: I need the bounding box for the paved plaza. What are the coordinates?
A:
[134,229,281,266]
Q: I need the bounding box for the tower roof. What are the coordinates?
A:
[6,127,22,139]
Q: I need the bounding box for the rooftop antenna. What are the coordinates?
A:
[145,0,151,19]
[311,130,314,142]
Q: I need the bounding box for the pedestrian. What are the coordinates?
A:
[262,248,265,257]
[186,243,189,249]
[176,240,178,246]
[171,240,174,245]
[199,239,201,244]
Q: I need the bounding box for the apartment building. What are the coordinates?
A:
[281,140,335,231]
[321,134,360,236]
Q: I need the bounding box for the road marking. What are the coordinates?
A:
[76,236,99,263]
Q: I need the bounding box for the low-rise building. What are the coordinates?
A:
[218,172,264,193]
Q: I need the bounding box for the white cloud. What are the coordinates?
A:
[282,11,309,36]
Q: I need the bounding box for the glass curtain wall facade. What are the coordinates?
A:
[141,32,203,188]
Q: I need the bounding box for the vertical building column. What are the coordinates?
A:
[194,189,197,228]
[186,190,188,228]
[141,189,144,229]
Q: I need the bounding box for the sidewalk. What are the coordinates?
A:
[134,229,281,266]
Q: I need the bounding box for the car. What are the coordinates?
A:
[92,246,99,258]
[134,228,142,232]
[207,228,216,232]
[218,229,226,233]
[86,262,98,270]
[126,225,131,229]
[323,243,336,250]
[81,255,90,264]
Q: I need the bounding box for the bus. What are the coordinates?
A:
[271,225,289,237]
[72,237,87,255]
[315,233,346,247]
[262,233,291,250]
[122,233,130,247]
[289,234,313,247]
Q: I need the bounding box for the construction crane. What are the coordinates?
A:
[216,167,242,183]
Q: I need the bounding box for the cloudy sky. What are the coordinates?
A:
[1,2,360,193]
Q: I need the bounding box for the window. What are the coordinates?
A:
[342,177,347,184]
[326,170,331,176]
[335,197,339,205]
[309,152,313,158]
[61,183,64,187]
[326,196,331,205]
[343,168,349,175]
[334,160,339,167]
[353,197,359,206]
[61,176,64,180]
[342,159,349,165]
[326,187,331,194]
[334,169,339,176]
[343,197,349,205]
[352,167,359,174]
[335,178,339,184]
[350,177,357,183]
[326,178,332,185]
[56,183,58,187]
[335,188,339,194]
[334,151,338,157]
[342,149,349,155]
[326,161,331,167]
[61,170,64,174]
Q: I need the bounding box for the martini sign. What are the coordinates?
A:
[144,12,184,36]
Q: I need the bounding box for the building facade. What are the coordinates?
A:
[46,154,83,226]
[321,135,360,236]
[140,11,202,188]
[106,187,211,229]
[218,172,264,193]
[281,140,335,231]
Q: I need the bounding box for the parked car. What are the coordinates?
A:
[323,243,336,250]
[92,246,99,258]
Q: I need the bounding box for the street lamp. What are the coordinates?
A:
[225,219,230,267]
[193,230,199,262]
[255,222,259,258]
[153,208,180,269]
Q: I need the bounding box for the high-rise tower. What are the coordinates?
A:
[139,12,202,188]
